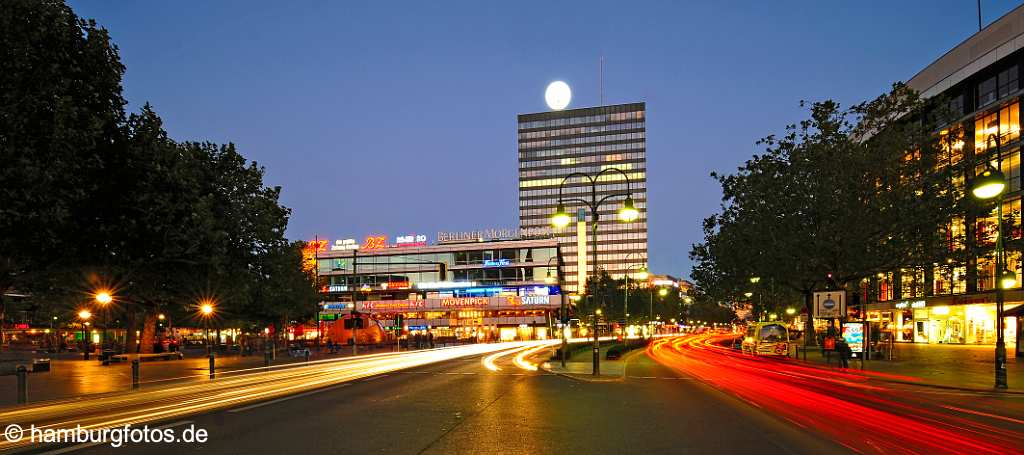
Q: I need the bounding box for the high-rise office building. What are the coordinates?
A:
[518,102,648,293]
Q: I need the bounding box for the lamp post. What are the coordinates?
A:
[78,309,92,360]
[970,133,1013,389]
[551,168,638,376]
[624,262,648,337]
[94,291,112,352]
[543,256,569,367]
[200,301,215,355]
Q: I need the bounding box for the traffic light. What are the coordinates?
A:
[394,314,404,333]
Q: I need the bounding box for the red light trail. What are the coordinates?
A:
[648,335,1024,454]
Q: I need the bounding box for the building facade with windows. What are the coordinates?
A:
[314,237,564,342]
[863,6,1024,349]
[517,102,648,293]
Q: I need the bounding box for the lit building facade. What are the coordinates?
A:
[314,237,563,342]
[863,7,1024,348]
[518,102,648,293]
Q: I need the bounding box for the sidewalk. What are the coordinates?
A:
[795,342,1023,391]
[0,344,401,406]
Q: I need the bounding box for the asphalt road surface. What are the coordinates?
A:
[11,341,841,455]
[6,336,1020,454]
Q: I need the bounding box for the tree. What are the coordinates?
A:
[0,1,317,351]
[0,0,126,345]
[691,84,962,344]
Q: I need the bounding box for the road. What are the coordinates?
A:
[2,339,840,454]
[5,335,1019,454]
[647,334,1024,454]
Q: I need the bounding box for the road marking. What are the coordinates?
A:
[362,374,389,382]
[228,383,352,413]
[941,404,1024,424]
[40,420,194,454]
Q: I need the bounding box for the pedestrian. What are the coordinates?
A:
[835,337,850,368]
[427,332,434,349]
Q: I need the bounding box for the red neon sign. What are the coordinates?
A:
[362,236,387,250]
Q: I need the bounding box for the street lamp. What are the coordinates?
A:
[77,309,92,360]
[970,133,1010,389]
[550,168,638,376]
[199,300,216,354]
[94,290,112,352]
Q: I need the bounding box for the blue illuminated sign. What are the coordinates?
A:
[483,259,511,267]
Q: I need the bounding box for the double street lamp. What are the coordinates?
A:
[551,168,638,376]
[970,133,1014,390]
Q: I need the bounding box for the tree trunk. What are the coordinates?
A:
[803,290,817,346]
[139,311,157,354]
[123,309,138,353]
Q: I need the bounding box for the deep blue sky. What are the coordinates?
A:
[69,0,1022,279]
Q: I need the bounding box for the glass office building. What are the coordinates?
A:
[518,102,648,293]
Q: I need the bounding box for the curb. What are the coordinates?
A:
[539,344,650,383]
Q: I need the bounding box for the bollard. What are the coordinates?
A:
[131,359,140,390]
[208,353,215,380]
[16,365,28,404]
[304,350,310,363]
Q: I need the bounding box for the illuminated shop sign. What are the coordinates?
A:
[380,281,411,290]
[652,279,679,287]
[440,297,490,308]
[330,239,360,251]
[417,281,478,289]
[436,226,552,243]
[895,300,926,309]
[395,234,428,247]
[362,236,388,250]
[322,302,349,310]
[483,259,511,267]
[521,295,550,305]
[361,300,426,311]
[328,285,348,292]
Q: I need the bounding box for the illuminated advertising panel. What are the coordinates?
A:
[440,297,490,308]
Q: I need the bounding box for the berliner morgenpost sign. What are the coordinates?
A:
[813,291,846,319]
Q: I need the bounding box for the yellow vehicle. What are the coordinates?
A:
[741,322,790,356]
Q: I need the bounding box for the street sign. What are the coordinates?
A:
[813,291,846,319]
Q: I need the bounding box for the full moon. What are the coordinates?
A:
[545,81,571,110]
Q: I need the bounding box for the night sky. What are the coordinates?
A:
[67,0,1023,279]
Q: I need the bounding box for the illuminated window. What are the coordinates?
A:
[976,112,998,152]
[977,256,996,291]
